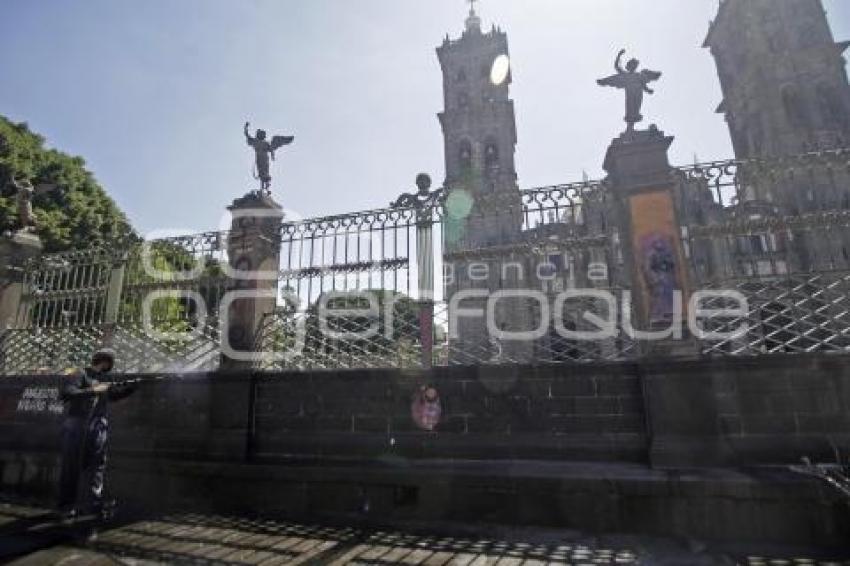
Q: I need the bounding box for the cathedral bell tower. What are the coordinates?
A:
[437,2,531,363]
[705,0,850,271]
[705,0,850,159]
[437,0,522,249]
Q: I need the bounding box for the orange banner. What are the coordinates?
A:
[628,190,689,324]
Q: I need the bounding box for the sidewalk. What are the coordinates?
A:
[1,501,847,565]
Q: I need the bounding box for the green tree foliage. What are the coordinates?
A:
[120,241,226,333]
[0,116,136,252]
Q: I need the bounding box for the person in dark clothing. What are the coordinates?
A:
[58,348,136,518]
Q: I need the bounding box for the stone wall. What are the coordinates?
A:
[251,365,646,464]
[643,354,850,467]
[1,355,849,545]
[2,355,849,483]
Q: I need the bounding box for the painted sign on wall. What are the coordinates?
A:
[16,387,63,416]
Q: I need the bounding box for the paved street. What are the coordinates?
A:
[1,502,848,566]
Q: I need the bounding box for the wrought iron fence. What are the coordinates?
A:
[114,231,228,373]
[695,270,850,356]
[678,148,850,277]
[679,148,850,357]
[256,149,850,369]
[675,148,850,209]
[3,149,850,374]
[255,177,624,370]
[0,231,229,375]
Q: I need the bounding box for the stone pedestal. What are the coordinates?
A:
[220,192,284,370]
[605,128,713,468]
[603,127,675,190]
[0,231,43,333]
[603,127,698,358]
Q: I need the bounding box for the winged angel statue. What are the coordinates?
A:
[244,122,294,193]
[597,49,662,133]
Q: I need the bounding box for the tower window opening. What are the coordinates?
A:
[459,140,473,170]
[484,141,499,168]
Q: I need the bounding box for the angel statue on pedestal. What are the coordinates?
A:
[3,176,59,233]
[597,49,662,134]
[244,122,294,194]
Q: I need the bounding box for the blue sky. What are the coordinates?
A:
[2,0,849,235]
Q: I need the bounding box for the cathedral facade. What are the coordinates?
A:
[437,0,850,362]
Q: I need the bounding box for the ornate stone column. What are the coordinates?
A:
[604,128,718,469]
[220,192,284,370]
[603,127,697,358]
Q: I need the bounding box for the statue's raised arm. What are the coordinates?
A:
[614,48,626,74]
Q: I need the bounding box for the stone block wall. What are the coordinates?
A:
[1,354,850,498]
[2,357,850,546]
[250,364,647,464]
[110,371,252,462]
[647,354,850,467]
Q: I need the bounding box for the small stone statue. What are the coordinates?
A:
[12,178,36,231]
[4,177,60,234]
[392,174,436,209]
[391,174,444,223]
[597,49,662,133]
[244,122,294,193]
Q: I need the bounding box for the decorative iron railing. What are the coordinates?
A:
[675,147,850,209]
[3,149,850,374]
[695,270,850,356]
[0,231,229,375]
[680,149,850,280]
[279,207,419,306]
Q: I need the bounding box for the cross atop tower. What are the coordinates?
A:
[465,0,481,31]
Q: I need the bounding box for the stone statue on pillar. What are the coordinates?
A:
[3,176,61,235]
[244,122,294,194]
[12,178,36,232]
[5,178,40,233]
[0,176,51,332]
[597,49,662,134]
